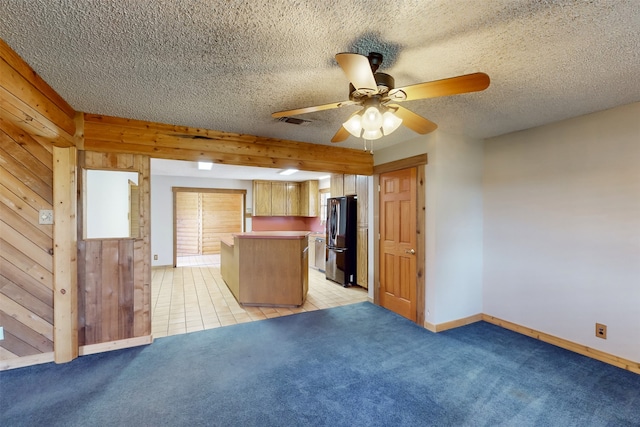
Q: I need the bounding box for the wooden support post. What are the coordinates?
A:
[53,146,78,363]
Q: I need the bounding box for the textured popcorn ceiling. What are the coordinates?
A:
[1,0,639,153]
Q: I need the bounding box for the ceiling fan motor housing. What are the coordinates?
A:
[349,72,395,101]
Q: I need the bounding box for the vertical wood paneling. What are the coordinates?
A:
[82,240,102,344]
[118,239,134,339]
[175,189,245,256]
[175,191,200,255]
[202,192,243,254]
[100,240,119,342]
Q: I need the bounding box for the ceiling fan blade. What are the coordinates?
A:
[389,104,438,134]
[331,126,350,143]
[335,53,377,92]
[272,101,345,118]
[389,72,490,102]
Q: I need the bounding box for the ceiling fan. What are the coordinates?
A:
[272,52,490,143]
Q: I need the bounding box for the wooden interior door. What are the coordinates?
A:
[379,168,417,321]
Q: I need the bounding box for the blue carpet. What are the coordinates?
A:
[1,302,639,426]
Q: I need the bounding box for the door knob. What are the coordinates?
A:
[405,249,415,255]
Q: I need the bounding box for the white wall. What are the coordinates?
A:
[374,130,484,325]
[86,170,138,238]
[483,102,640,362]
[432,132,484,324]
[151,175,253,266]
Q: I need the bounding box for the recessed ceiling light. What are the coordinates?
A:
[279,169,298,176]
[317,175,331,180]
[197,161,213,170]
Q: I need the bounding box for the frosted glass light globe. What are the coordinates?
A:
[362,129,383,140]
[382,111,403,135]
[343,114,363,137]
[361,106,383,132]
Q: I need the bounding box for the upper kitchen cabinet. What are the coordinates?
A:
[343,174,357,196]
[253,180,316,217]
[331,174,363,196]
[330,174,344,197]
[299,180,319,217]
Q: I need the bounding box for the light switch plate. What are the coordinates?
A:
[39,209,54,225]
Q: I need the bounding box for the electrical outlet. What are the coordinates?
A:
[0,326,4,341]
[153,254,158,260]
[595,323,607,339]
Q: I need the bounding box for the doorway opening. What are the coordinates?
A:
[173,187,246,267]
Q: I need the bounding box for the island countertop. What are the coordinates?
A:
[233,231,310,239]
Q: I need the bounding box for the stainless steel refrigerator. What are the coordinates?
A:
[325,195,357,286]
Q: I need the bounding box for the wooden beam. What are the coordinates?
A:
[83,113,374,176]
[52,146,78,363]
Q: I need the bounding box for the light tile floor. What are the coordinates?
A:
[152,258,369,338]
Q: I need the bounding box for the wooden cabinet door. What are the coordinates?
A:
[343,174,357,195]
[307,180,319,216]
[253,181,272,216]
[271,182,287,215]
[299,181,309,216]
[286,182,300,216]
[330,174,344,197]
[299,180,319,217]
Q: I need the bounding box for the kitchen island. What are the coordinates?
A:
[220,231,309,307]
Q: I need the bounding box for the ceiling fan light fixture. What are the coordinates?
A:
[382,111,403,135]
[362,128,383,140]
[343,114,363,137]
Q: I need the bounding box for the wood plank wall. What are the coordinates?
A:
[202,192,243,254]
[1,38,373,368]
[174,189,244,257]
[1,38,76,365]
[175,191,201,256]
[77,151,151,345]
